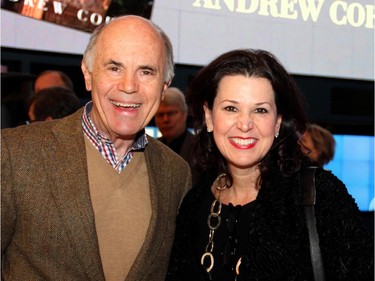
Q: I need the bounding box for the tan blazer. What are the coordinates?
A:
[1,108,192,281]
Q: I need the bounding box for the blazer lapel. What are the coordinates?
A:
[125,138,171,280]
[49,110,105,281]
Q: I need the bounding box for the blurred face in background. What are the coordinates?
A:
[155,104,187,143]
[300,131,320,163]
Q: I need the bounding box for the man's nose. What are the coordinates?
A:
[118,72,138,94]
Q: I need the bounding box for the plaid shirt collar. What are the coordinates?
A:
[81,101,148,173]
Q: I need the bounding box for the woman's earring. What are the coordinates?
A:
[275,132,279,138]
[207,127,213,133]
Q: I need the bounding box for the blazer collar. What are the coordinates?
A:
[49,109,105,281]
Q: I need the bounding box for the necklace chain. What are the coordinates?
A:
[201,173,242,278]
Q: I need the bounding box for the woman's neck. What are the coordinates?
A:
[212,167,261,206]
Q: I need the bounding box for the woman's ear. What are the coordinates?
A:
[203,103,213,132]
[275,115,282,136]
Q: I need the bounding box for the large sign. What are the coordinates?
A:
[1,0,153,32]
[191,0,373,28]
[1,0,373,80]
[151,0,374,80]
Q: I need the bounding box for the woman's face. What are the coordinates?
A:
[204,75,282,172]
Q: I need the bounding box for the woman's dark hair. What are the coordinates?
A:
[186,49,308,185]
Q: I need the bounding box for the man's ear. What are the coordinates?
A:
[81,61,92,91]
[161,80,171,100]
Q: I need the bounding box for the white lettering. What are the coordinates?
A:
[77,10,109,26]
[23,0,35,7]
[299,0,324,22]
[52,0,66,15]
[77,9,89,22]
[347,3,365,27]
[236,0,259,14]
[90,13,103,25]
[330,1,346,25]
[20,0,48,11]
[330,1,374,28]
[365,5,374,28]
[105,16,113,24]
[258,0,279,17]
[279,0,298,20]
[191,0,235,11]
[192,0,221,10]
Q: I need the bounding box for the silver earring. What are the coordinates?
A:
[207,128,213,133]
[275,132,279,138]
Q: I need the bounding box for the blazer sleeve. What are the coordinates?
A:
[1,131,17,257]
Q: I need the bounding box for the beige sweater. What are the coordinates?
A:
[85,136,151,281]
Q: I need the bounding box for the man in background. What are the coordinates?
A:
[27,86,81,122]
[34,69,75,94]
[155,87,201,186]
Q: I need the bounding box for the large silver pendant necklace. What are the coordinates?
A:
[201,173,242,279]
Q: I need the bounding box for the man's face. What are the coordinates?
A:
[81,17,169,147]
[155,104,187,142]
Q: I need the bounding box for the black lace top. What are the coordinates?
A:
[195,190,256,280]
[166,168,374,281]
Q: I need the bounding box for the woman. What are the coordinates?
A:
[166,49,373,281]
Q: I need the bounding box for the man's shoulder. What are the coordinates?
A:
[2,109,83,143]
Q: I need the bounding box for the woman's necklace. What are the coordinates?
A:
[201,173,242,279]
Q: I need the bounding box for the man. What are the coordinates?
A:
[34,69,74,94]
[1,15,191,281]
[155,87,201,186]
[27,86,81,122]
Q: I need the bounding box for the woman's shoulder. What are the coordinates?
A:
[314,168,349,195]
[311,167,363,217]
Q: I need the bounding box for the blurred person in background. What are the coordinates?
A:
[33,70,75,94]
[155,87,201,186]
[27,86,81,122]
[300,123,336,167]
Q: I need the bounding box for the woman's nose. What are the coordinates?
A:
[236,114,253,131]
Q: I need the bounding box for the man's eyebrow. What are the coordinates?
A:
[105,60,123,67]
[104,61,157,73]
[139,65,157,72]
